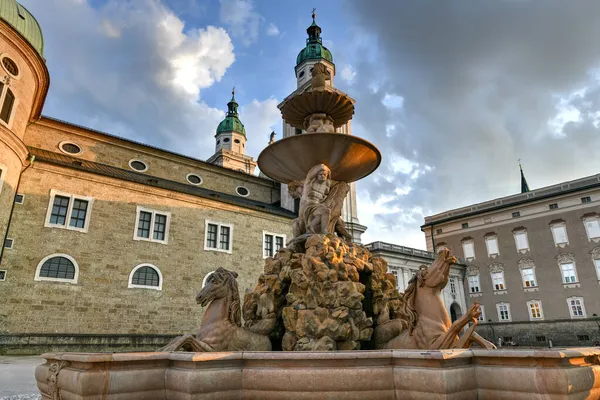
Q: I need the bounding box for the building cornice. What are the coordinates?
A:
[35,116,275,189]
[422,173,600,228]
[28,146,296,219]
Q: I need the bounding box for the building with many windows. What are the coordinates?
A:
[422,171,600,346]
[366,241,467,321]
[0,1,296,353]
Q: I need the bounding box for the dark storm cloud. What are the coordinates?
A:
[346,0,600,245]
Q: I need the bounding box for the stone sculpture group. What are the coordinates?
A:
[161,60,495,352]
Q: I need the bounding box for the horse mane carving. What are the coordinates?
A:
[212,268,242,327]
[394,273,419,335]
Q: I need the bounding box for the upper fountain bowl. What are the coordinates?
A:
[258,133,381,183]
[280,88,355,131]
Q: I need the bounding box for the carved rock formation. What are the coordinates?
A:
[243,233,398,351]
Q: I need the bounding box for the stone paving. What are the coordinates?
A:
[0,356,42,400]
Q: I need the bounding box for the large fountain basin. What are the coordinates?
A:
[258,133,381,183]
[36,348,600,399]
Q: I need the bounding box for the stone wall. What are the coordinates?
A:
[0,161,292,341]
[476,318,600,347]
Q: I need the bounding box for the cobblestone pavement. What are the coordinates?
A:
[0,356,42,400]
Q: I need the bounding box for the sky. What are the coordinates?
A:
[20,0,600,249]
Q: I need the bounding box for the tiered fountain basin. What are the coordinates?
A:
[36,348,600,399]
[257,133,381,183]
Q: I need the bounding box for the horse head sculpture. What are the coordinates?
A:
[196,267,241,327]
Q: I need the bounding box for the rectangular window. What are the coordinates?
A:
[528,301,543,320]
[275,236,284,251]
[521,268,536,287]
[549,203,558,210]
[536,335,546,342]
[219,226,230,250]
[491,272,505,291]
[4,238,13,249]
[551,225,568,245]
[514,231,529,251]
[584,218,600,240]
[468,275,480,293]
[582,196,592,204]
[560,263,577,284]
[204,221,233,253]
[595,259,600,280]
[45,190,93,232]
[69,198,89,229]
[0,88,15,123]
[449,278,456,294]
[477,305,485,322]
[0,270,5,281]
[568,297,586,318]
[263,232,286,258]
[462,241,475,259]
[497,303,511,321]
[206,224,218,248]
[462,223,469,229]
[436,228,442,234]
[391,269,399,290]
[134,207,170,244]
[512,211,520,218]
[14,193,24,204]
[264,234,273,257]
[578,335,590,341]
[153,214,167,241]
[485,236,499,256]
[0,164,5,196]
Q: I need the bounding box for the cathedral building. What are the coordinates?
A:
[0,3,459,354]
[0,1,292,354]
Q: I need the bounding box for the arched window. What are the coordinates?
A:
[34,254,79,284]
[0,87,14,124]
[202,271,215,288]
[128,264,162,290]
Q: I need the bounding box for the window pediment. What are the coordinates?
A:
[518,257,535,269]
[556,253,575,264]
[488,262,504,273]
[467,265,480,276]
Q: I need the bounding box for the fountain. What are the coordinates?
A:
[34,64,600,399]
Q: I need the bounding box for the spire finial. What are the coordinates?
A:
[312,8,316,21]
[232,86,235,96]
[519,159,530,193]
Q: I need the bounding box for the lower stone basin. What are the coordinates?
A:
[36,348,600,399]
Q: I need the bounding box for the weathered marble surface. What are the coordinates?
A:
[36,348,600,399]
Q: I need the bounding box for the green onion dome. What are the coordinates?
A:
[216,90,246,137]
[0,0,44,56]
[296,13,333,66]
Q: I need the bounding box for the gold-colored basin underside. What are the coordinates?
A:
[280,89,355,130]
[258,133,381,183]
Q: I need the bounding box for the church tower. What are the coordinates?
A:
[278,11,367,243]
[207,89,257,175]
[0,1,49,253]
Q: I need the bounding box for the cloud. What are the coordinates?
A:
[340,65,356,84]
[239,97,281,161]
[219,0,263,46]
[21,0,235,159]
[346,0,600,248]
[266,23,280,37]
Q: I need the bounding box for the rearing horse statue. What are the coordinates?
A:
[158,267,272,352]
[374,249,496,350]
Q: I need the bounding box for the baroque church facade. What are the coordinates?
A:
[0,2,466,353]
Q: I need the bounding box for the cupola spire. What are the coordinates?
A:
[307,8,322,44]
[519,160,530,193]
[227,87,239,117]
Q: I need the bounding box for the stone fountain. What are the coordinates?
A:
[34,64,600,399]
